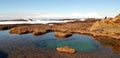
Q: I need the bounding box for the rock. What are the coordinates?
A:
[90,14,120,39]
[56,46,76,54]
[9,24,50,35]
[9,27,29,34]
[32,29,49,36]
[104,14,120,23]
[33,31,46,36]
[54,32,72,38]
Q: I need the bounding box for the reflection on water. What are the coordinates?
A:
[94,36,120,54]
[0,30,120,58]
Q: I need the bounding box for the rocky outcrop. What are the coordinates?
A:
[54,32,72,38]
[32,29,48,36]
[9,24,51,35]
[112,14,120,23]
[53,21,94,33]
[56,46,76,54]
[90,14,120,39]
[5,18,120,39]
[8,20,95,36]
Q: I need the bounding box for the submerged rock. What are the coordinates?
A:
[56,46,76,54]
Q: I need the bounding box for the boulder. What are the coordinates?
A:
[56,46,76,54]
[54,32,72,38]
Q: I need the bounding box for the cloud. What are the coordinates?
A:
[70,12,100,18]
[34,12,101,18]
[0,12,102,20]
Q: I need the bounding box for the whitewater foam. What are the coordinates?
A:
[0,20,76,25]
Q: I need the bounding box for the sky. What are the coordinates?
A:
[0,0,120,19]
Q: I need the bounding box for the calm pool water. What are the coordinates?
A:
[0,30,120,58]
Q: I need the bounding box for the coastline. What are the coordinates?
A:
[0,19,120,56]
[0,19,119,39]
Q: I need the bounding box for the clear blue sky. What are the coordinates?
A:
[0,0,120,19]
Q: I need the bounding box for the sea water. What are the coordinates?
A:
[0,30,120,58]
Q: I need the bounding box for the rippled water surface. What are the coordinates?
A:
[0,30,120,58]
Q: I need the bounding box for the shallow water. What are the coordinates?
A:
[0,30,120,58]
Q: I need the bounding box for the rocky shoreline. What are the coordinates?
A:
[0,17,120,55]
[0,20,96,36]
[90,14,120,39]
[0,17,120,39]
